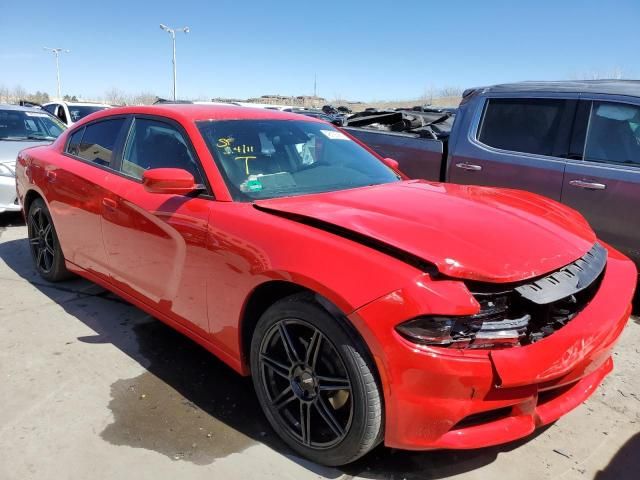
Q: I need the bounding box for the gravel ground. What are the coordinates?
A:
[1,215,638,480]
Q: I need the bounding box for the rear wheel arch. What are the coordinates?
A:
[23,189,44,216]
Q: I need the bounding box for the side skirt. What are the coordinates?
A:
[64,259,247,375]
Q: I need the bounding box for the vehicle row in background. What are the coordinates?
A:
[0,104,66,212]
[42,100,111,126]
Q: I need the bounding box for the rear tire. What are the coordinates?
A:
[27,198,71,282]
[250,293,383,466]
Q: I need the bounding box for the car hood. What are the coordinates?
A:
[0,140,52,165]
[254,180,597,283]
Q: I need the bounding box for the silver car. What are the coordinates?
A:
[0,104,66,213]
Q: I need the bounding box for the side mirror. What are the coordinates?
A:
[142,168,197,195]
[382,157,400,170]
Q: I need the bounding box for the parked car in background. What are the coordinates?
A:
[15,104,636,465]
[0,104,65,213]
[42,101,111,126]
[345,80,640,265]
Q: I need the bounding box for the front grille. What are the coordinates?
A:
[466,243,606,347]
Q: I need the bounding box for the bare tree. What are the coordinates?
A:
[104,87,128,105]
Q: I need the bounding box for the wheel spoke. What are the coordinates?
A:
[28,216,39,235]
[305,330,322,369]
[260,353,290,379]
[314,396,344,438]
[36,248,45,269]
[271,385,296,409]
[317,375,351,391]
[43,223,52,242]
[29,237,40,245]
[278,322,300,364]
[299,401,311,445]
[37,210,45,230]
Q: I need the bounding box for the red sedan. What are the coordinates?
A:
[15,105,637,466]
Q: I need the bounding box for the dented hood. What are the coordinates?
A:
[255,180,597,282]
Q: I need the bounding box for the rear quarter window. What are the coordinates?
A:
[66,128,85,156]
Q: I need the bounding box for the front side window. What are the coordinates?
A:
[583,101,640,166]
[121,118,204,183]
[0,109,65,141]
[478,98,565,156]
[197,119,399,200]
[75,118,126,167]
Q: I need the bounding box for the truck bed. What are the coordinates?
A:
[344,127,445,181]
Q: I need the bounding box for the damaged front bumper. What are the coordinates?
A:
[348,243,637,450]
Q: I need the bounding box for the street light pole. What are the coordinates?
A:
[43,47,70,99]
[159,24,190,101]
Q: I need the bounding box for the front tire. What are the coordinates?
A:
[27,198,71,282]
[250,293,383,466]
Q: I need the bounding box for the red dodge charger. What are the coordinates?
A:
[15,105,637,465]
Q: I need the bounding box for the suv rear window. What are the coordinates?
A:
[478,98,565,156]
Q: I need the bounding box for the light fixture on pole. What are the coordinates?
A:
[159,24,190,101]
[43,47,70,99]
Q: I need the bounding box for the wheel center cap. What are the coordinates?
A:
[291,366,317,400]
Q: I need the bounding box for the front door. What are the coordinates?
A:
[561,99,640,263]
[101,116,213,335]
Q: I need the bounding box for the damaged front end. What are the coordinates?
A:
[396,243,607,349]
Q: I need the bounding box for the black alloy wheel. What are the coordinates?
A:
[259,319,354,448]
[251,294,383,466]
[27,198,71,282]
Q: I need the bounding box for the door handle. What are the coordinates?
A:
[569,179,607,190]
[102,198,118,209]
[455,162,483,172]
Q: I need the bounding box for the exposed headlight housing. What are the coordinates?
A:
[396,292,530,349]
[397,244,608,350]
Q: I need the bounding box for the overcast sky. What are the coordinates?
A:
[2,0,639,101]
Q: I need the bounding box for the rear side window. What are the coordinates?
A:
[66,128,84,156]
[583,101,640,166]
[75,118,126,167]
[478,98,565,156]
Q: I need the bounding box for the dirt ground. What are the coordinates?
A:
[1,213,639,480]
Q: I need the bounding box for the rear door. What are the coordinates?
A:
[561,97,640,263]
[47,116,129,278]
[101,115,213,335]
[448,95,577,200]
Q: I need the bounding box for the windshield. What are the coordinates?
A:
[197,119,399,200]
[68,105,108,123]
[0,109,66,141]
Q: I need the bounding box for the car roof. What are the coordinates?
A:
[0,103,47,113]
[474,80,640,97]
[79,104,327,124]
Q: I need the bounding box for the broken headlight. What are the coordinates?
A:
[395,293,530,349]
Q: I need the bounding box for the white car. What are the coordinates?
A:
[0,104,66,213]
[42,101,111,126]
